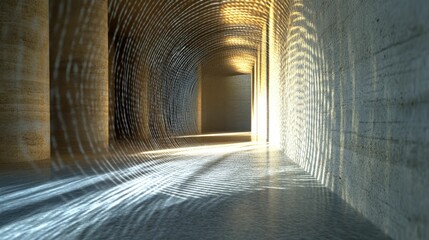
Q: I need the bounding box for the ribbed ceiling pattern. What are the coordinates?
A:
[108,0,272,142]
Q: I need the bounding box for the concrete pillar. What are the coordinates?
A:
[50,0,108,156]
[0,0,50,164]
[267,2,281,146]
[257,24,269,142]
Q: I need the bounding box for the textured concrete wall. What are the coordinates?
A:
[108,36,151,141]
[202,70,251,133]
[0,0,50,163]
[270,0,429,239]
[50,0,109,156]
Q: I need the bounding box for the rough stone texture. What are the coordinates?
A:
[270,0,429,239]
[0,0,50,163]
[50,0,109,156]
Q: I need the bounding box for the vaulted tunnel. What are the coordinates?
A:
[0,0,428,239]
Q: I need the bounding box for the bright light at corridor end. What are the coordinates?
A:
[228,56,255,73]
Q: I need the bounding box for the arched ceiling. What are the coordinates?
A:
[109,0,272,74]
[107,0,278,138]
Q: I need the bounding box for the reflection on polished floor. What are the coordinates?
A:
[0,134,389,240]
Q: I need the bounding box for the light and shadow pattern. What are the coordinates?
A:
[0,141,389,239]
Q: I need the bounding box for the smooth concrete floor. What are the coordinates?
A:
[0,134,390,239]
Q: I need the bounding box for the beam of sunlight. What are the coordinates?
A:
[0,143,325,239]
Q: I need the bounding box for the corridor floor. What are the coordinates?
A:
[0,134,390,239]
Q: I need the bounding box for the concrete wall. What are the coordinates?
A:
[202,70,251,133]
[269,0,429,239]
[225,75,252,131]
[0,0,50,164]
[50,0,109,156]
